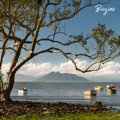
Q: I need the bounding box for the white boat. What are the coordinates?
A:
[83,89,97,96]
[94,85,104,90]
[106,84,115,89]
[18,87,28,94]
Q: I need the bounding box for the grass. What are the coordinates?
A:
[1,112,120,120]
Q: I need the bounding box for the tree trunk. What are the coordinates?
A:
[0,73,15,101]
[0,81,3,100]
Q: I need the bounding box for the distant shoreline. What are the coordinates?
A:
[15,81,92,83]
[14,81,120,83]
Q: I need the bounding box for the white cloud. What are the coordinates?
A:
[16,62,52,77]
[52,60,89,76]
[94,62,120,77]
[1,63,11,75]
[1,60,120,80]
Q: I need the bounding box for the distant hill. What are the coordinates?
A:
[15,74,37,82]
[3,72,120,83]
[35,72,90,83]
[14,74,43,82]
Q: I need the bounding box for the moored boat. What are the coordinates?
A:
[106,84,115,89]
[18,87,28,94]
[83,89,97,96]
[107,88,117,94]
[94,85,104,90]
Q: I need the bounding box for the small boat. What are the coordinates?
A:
[107,88,117,94]
[83,89,97,96]
[94,85,104,90]
[106,84,115,89]
[18,87,28,94]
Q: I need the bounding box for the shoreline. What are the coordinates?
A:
[11,95,120,106]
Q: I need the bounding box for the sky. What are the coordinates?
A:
[1,0,120,81]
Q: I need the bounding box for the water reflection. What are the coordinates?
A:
[84,96,91,99]
[18,93,28,96]
[107,93,117,95]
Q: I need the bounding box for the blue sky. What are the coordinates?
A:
[1,0,120,81]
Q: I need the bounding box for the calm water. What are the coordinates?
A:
[10,82,120,106]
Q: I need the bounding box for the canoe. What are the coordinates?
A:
[107,88,117,94]
[106,84,115,89]
[83,89,97,96]
[18,87,28,94]
[94,85,104,90]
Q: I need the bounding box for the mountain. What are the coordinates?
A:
[15,74,36,82]
[14,74,44,82]
[35,72,90,83]
[3,74,44,82]
[3,72,120,83]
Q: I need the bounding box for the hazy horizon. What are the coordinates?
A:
[2,71,120,83]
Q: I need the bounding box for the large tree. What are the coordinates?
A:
[1,0,119,101]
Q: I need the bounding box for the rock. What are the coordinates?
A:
[43,107,47,110]
[92,101,102,106]
[108,106,112,110]
[84,107,88,110]
[25,104,32,108]
[0,100,109,118]
[57,101,62,104]
[0,109,3,112]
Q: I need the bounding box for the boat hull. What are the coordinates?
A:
[18,90,27,94]
[84,89,97,96]
[107,88,117,94]
[94,86,104,90]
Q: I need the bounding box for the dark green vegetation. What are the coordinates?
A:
[0,101,120,120]
[1,111,120,120]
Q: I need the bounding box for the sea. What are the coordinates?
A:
[10,82,120,110]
